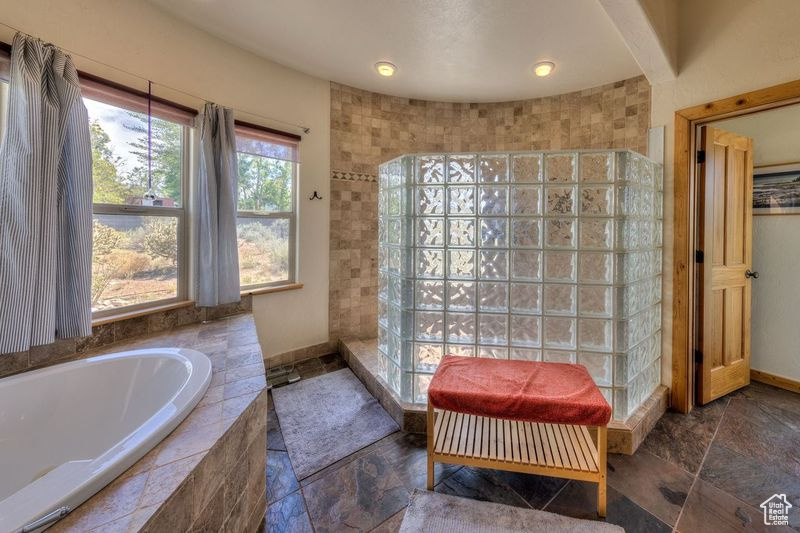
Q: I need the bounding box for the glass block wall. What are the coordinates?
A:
[377,151,663,422]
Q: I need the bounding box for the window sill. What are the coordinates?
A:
[92,300,196,327]
[89,283,303,327]
[241,282,303,297]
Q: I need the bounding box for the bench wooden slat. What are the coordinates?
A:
[433,408,444,441]
[453,413,463,456]
[479,417,488,459]
[567,424,589,471]
[437,410,451,453]
[496,419,503,461]
[529,423,541,465]
[450,412,464,455]
[545,424,563,468]
[433,410,444,453]
[459,413,469,455]
[509,421,519,463]
[567,426,591,472]
[535,423,551,467]
[489,417,497,460]
[430,410,601,476]
[555,425,571,468]
[518,422,529,463]
[566,425,584,470]
[522,422,534,463]
[580,425,599,463]
[464,413,475,456]
[455,413,466,456]
[444,410,457,454]
[465,414,476,456]
[565,425,580,470]
[496,419,504,461]
[503,419,512,462]
[576,425,597,471]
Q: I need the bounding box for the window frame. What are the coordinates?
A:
[87,101,192,319]
[235,125,298,290]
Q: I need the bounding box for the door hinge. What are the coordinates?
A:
[696,150,706,164]
[695,250,704,263]
[695,349,703,364]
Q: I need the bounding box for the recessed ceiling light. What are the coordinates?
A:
[375,61,397,77]
[533,61,555,77]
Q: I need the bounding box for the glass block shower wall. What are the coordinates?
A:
[377,151,663,422]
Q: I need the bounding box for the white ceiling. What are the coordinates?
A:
[149,0,643,102]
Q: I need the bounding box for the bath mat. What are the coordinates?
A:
[399,490,623,533]
[272,368,399,479]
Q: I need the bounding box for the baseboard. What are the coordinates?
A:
[751,369,800,394]
[606,385,669,455]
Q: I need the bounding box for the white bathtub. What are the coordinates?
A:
[0,348,212,533]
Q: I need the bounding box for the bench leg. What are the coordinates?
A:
[426,400,435,490]
[597,426,607,518]
[427,456,434,490]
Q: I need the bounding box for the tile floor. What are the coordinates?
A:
[263,355,800,532]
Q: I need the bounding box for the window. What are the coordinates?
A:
[82,76,195,315]
[235,122,299,288]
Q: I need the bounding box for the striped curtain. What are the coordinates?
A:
[197,103,240,306]
[0,33,92,353]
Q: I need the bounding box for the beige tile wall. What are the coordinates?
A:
[329,76,651,341]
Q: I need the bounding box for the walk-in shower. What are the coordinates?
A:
[377,150,663,421]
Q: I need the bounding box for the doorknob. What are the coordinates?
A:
[745,270,759,279]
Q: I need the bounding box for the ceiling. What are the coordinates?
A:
[149,0,643,103]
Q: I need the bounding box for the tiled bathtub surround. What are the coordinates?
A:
[0,297,252,379]
[47,314,267,532]
[329,76,651,342]
[377,151,663,422]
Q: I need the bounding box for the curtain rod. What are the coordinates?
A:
[80,71,198,117]
[0,27,311,135]
[235,119,301,142]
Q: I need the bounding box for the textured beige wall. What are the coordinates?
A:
[330,77,652,341]
[651,0,800,388]
[0,0,331,359]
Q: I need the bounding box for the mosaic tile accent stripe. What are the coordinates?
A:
[332,171,378,182]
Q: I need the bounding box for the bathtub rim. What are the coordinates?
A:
[0,347,212,533]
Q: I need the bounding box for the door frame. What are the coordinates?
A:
[672,79,800,413]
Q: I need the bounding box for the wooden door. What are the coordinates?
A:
[697,126,754,405]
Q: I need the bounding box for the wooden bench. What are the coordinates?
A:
[425,355,610,517]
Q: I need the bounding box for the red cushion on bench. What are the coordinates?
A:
[428,355,611,426]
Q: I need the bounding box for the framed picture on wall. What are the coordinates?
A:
[753,163,800,215]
